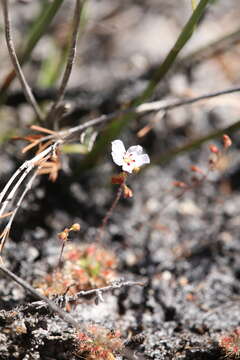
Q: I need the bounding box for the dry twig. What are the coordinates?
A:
[64,86,240,141]
[0,169,38,253]
[68,279,144,303]
[0,141,62,254]
[0,264,80,328]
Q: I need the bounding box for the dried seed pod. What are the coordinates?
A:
[222,134,232,149]
[122,185,133,198]
[70,223,81,232]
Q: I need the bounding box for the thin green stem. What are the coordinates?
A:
[135,0,210,105]
[0,0,64,98]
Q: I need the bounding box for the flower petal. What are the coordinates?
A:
[127,145,143,155]
[135,154,150,167]
[112,140,126,154]
[112,152,124,166]
[111,140,126,166]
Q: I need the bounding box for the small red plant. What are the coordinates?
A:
[35,243,117,297]
[219,328,240,358]
[75,325,123,360]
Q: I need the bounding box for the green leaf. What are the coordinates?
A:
[38,43,66,88]
[62,144,89,155]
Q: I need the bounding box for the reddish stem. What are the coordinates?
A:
[96,183,124,242]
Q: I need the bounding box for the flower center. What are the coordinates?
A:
[123,153,136,166]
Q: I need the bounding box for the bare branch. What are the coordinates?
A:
[19,279,144,308]
[1,0,44,121]
[68,280,145,303]
[153,86,240,112]
[47,0,83,123]
[0,264,80,329]
[62,85,240,141]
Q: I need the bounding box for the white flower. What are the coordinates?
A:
[111,140,150,173]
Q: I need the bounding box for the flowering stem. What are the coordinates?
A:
[58,241,66,268]
[96,183,124,242]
